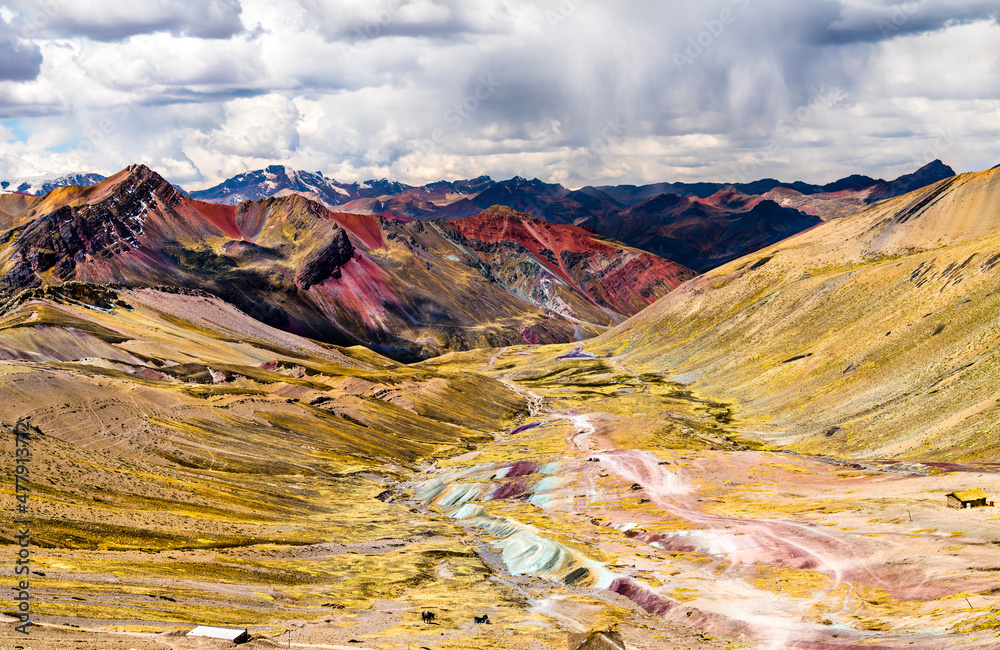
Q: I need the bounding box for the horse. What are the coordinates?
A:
[473,614,491,624]
[421,610,435,624]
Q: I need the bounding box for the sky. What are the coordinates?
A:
[0,0,997,190]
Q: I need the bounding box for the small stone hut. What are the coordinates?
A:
[946,488,989,509]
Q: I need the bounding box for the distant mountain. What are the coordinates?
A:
[187,165,411,207]
[577,189,821,272]
[336,175,496,219]
[0,172,106,196]
[430,177,575,222]
[424,176,496,194]
[0,165,692,360]
[386,176,825,272]
[323,163,957,271]
[588,161,954,205]
[9,161,954,275]
[764,160,956,222]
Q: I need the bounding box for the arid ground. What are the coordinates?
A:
[5,330,1000,648]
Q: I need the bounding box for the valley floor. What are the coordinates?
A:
[4,343,1000,649]
[412,346,1000,648]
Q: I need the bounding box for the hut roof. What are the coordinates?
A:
[188,626,249,641]
[948,488,988,502]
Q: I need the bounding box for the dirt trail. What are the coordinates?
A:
[501,378,545,417]
[553,405,927,648]
[421,357,996,648]
[569,413,597,451]
[483,345,509,372]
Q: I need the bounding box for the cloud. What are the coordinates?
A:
[823,0,1000,44]
[301,0,526,42]
[0,0,998,189]
[197,93,302,158]
[71,32,270,95]
[4,0,246,41]
[0,16,42,81]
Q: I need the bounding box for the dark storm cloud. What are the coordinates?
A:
[301,0,511,42]
[0,18,42,81]
[5,0,246,41]
[820,0,999,44]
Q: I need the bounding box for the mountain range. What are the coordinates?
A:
[185,164,410,207]
[0,165,692,360]
[0,172,107,196]
[3,161,955,273]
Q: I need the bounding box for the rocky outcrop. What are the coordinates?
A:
[0,166,182,298]
[0,282,130,316]
[294,228,355,290]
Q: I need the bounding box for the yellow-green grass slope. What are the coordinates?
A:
[583,166,1000,461]
[0,283,535,640]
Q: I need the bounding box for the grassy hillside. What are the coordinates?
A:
[585,167,1000,460]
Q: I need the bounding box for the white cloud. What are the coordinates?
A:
[0,0,998,188]
[4,0,245,41]
[198,93,301,158]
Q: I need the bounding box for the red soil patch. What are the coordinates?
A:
[452,207,694,308]
[609,577,676,615]
[329,212,386,250]
[177,198,242,239]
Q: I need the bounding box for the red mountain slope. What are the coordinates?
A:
[447,206,695,319]
[0,166,694,360]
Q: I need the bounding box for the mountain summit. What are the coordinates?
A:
[881,159,955,198]
[0,166,692,360]
[187,165,411,207]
